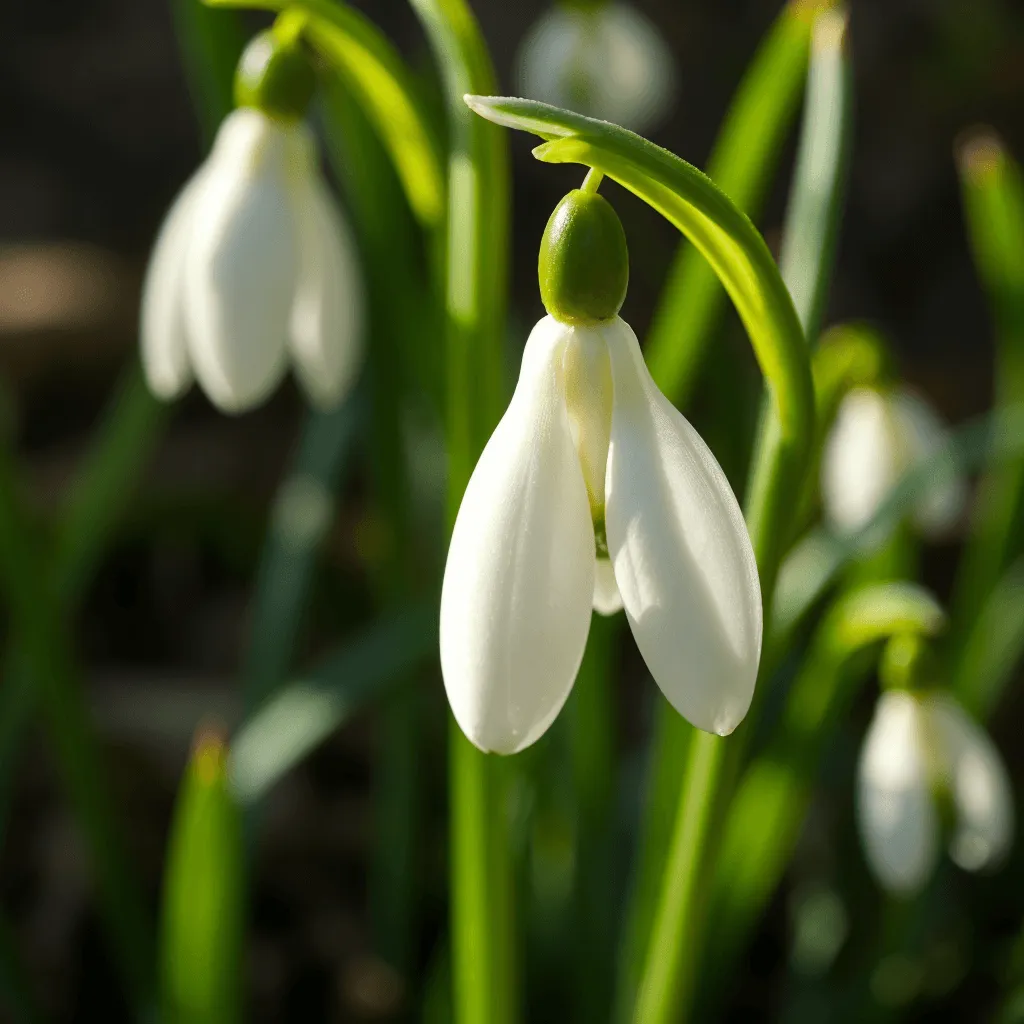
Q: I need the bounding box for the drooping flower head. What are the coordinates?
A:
[141,27,363,414]
[857,636,1013,895]
[440,178,762,754]
[516,1,677,133]
[822,385,967,539]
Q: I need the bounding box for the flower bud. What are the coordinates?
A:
[234,29,316,122]
[539,188,629,325]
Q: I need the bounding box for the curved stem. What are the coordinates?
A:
[466,94,814,1024]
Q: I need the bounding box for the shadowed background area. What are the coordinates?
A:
[1,0,1024,1021]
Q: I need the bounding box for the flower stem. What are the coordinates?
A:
[407,2,513,1022]
[633,731,724,1023]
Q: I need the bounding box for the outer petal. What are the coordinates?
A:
[857,691,938,895]
[183,108,300,413]
[821,388,901,534]
[891,389,967,538]
[925,694,1014,872]
[593,557,623,616]
[603,318,761,736]
[290,171,364,409]
[139,167,207,399]
[440,316,595,755]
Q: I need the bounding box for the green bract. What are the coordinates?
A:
[234,29,316,121]
[539,189,629,325]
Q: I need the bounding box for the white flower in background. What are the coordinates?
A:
[441,186,761,754]
[858,689,1013,895]
[516,2,677,133]
[821,387,967,539]
[141,32,363,414]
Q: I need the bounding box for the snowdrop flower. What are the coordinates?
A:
[516,2,677,133]
[858,688,1013,895]
[822,387,967,539]
[441,183,762,754]
[141,30,363,414]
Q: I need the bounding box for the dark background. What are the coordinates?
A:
[2,0,1024,1020]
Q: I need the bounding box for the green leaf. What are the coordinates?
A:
[205,0,445,227]
[643,0,833,404]
[778,8,853,342]
[949,134,1024,677]
[229,603,437,804]
[241,395,363,715]
[161,732,245,1024]
[704,583,944,1010]
[952,557,1024,718]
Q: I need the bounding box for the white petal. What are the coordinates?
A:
[602,318,761,736]
[183,109,303,413]
[925,694,1014,872]
[891,389,967,538]
[290,174,364,409]
[857,691,938,895]
[140,167,207,400]
[593,558,623,616]
[515,4,676,133]
[440,316,595,755]
[821,388,901,534]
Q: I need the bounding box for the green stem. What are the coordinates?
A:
[634,733,724,1022]
[465,93,813,1024]
[408,5,512,1024]
[568,615,616,1023]
[949,133,1024,702]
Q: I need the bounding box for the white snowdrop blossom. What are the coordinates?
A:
[858,689,1013,895]
[516,2,677,133]
[140,107,363,414]
[822,387,967,539]
[440,314,762,754]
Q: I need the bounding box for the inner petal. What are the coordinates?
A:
[562,324,614,525]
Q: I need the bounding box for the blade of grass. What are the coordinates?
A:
[645,0,832,405]
[321,78,438,975]
[950,133,1024,698]
[229,602,437,805]
[408,5,513,1024]
[160,731,244,1024]
[240,396,364,716]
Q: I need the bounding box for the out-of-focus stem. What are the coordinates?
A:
[407,2,513,1022]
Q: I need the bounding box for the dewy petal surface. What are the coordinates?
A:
[183,108,299,413]
[602,318,761,735]
[290,170,364,409]
[857,691,938,895]
[926,694,1014,872]
[440,316,595,755]
[140,166,208,400]
[822,388,901,534]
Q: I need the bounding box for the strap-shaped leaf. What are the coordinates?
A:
[229,603,437,803]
